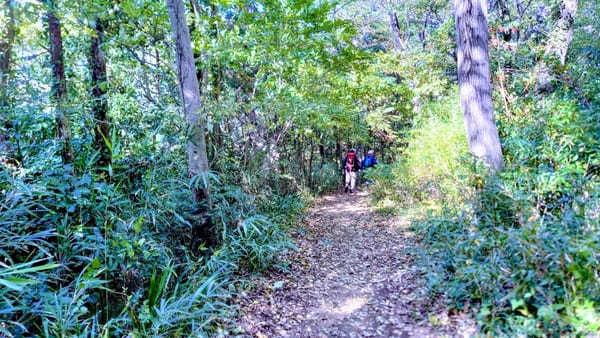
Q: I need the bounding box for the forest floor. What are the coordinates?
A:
[232,190,476,337]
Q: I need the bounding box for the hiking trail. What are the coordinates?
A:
[233,190,476,337]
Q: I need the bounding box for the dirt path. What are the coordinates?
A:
[234,191,475,337]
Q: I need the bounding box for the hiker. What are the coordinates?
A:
[343,149,361,193]
[361,149,378,186]
[362,149,377,170]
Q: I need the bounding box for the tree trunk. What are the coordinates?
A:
[545,0,577,65]
[534,0,578,92]
[166,0,210,202]
[516,0,526,17]
[46,0,74,164]
[0,0,15,150]
[388,11,406,51]
[308,141,314,189]
[0,0,15,96]
[454,0,503,173]
[496,0,511,21]
[336,142,343,186]
[89,18,111,168]
[319,143,325,167]
[300,139,307,185]
[419,10,430,48]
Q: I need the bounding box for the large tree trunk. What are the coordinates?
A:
[534,0,578,92]
[166,0,210,202]
[388,11,406,51]
[454,0,503,173]
[89,18,111,168]
[46,0,74,164]
[0,0,15,150]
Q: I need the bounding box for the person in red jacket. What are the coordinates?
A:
[343,149,361,193]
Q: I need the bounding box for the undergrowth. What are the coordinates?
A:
[0,141,306,336]
[368,89,600,335]
[366,90,472,210]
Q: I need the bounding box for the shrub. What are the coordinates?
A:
[366,90,472,207]
[0,142,301,336]
[409,91,600,335]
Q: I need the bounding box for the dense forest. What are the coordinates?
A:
[0,0,599,336]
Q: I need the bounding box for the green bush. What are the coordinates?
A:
[0,142,302,336]
[409,92,600,335]
[366,90,472,207]
[311,162,343,194]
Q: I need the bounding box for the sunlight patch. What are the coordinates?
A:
[325,297,368,315]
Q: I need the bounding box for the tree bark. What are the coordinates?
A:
[534,0,578,92]
[300,139,307,185]
[336,141,343,186]
[0,0,15,95]
[166,0,210,202]
[308,141,314,189]
[89,18,111,168]
[419,9,431,48]
[454,0,503,173]
[496,0,511,21]
[0,0,15,150]
[46,0,74,164]
[545,0,577,65]
[319,143,325,167]
[388,11,406,51]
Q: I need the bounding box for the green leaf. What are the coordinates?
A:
[133,216,143,234]
[0,261,60,277]
[0,277,37,291]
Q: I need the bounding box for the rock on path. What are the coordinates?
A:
[234,191,476,337]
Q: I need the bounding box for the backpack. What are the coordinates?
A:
[363,156,373,168]
[345,153,355,172]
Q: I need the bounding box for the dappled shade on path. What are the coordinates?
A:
[234,191,475,337]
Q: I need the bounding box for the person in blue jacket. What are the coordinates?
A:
[361,149,377,186]
[362,149,377,170]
